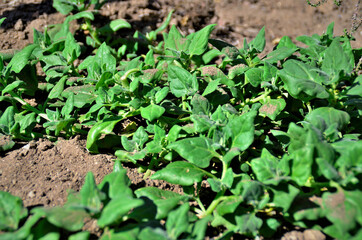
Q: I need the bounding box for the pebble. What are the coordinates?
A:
[14,19,24,31]
[27,191,36,198]
[304,229,326,240]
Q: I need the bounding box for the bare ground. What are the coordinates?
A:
[1,0,360,239]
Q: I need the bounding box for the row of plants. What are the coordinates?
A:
[1,0,361,239]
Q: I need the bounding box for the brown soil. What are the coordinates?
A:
[1,0,360,239]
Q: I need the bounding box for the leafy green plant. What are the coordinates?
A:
[306,0,342,7]
[0,165,211,239]
[53,0,108,15]
[0,1,361,238]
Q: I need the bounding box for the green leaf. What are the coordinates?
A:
[279,59,329,101]
[0,212,42,240]
[19,112,36,134]
[305,107,350,132]
[202,48,222,64]
[265,46,297,64]
[191,94,211,115]
[209,39,240,60]
[263,61,278,82]
[0,134,15,152]
[260,218,281,238]
[346,75,362,96]
[121,137,136,152]
[333,139,362,170]
[215,196,243,216]
[54,12,94,41]
[201,66,234,86]
[155,87,169,104]
[202,79,220,96]
[48,76,67,99]
[135,187,189,219]
[32,207,88,232]
[277,36,297,50]
[6,44,37,74]
[98,170,133,199]
[321,189,361,239]
[86,117,123,153]
[75,172,103,213]
[229,64,250,79]
[141,104,165,122]
[289,123,338,181]
[0,106,15,135]
[62,32,81,63]
[168,64,198,97]
[151,161,208,186]
[28,221,59,239]
[140,69,163,84]
[187,24,216,56]
[166,203,189,239]
[322,38,354,83]
[97,196,143,227]
[138,227,169,240]
[191,114,214,133]
[61,93,74,117]
[82,42,116,81]
[44,208,91,233]
[251,149,283,182]
[167,125,182,143]
[69,232,90,240]
[133,126,148,149]
[245,68,264,87]
[291,147,315,186]
[208,178,224,192]
[222,147,241,164]
[242,181,264,205]
[191,215,212,240]
[110,19,131,31]
[0,17,6,26]
[164,25,189,56]
[52,0,76,15]
[270,182,300,212]
[225,110,257,151]
[235,213,263,236]
[249,26,266,52]
[259,98,286,120]
[115,149,147,163]
[168,137,219,168]
[0,191,28,231]
[1,80,24,95]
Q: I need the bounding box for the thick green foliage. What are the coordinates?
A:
[0,3,361,239]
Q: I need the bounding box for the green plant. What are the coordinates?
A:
[53,0,108,15]
[0,2,361,239]
[306,0,342,7]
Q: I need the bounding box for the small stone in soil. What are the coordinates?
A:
[14,19,24,31]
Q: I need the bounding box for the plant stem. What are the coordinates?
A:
[249,89,271,104]
[200,191,227,218]
[182,95,187,110]
[196,197,206,212]
[120,68,140,82]
[85,18,102,46]
[221,160,229,180]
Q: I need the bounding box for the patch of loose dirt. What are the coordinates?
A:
[0,0,359,239]
[1,0,360,51]
[0,136,114,207]
[213,0,362,51]
[0,136,183,208]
